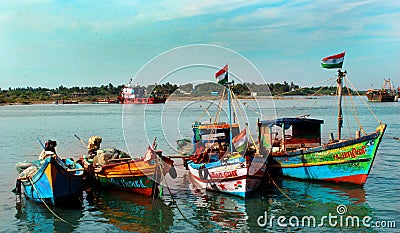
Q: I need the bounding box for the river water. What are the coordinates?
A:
[0,96,399,232]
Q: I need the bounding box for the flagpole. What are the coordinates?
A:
[216,63,233,153]
[321,51,346,141]
[337,69,346,141]
[227,83,233,154]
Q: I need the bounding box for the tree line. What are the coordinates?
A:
[0,81,356,104]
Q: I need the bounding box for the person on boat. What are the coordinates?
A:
[217,141,227,158]
[190,144,211,164]
[38,140,57,160]
[87,136,102,158]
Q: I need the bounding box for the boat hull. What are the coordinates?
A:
[268,124,386,185]
[96,174,156,197]
[188,155,266,197]
[366,93,396,102]
[118,97,166,104]
[20,156,84,206]
[92,157,174,197]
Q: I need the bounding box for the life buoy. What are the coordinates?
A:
[199,167,209,180]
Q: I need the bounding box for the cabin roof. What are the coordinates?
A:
[260,117,324,129]
[197,122,240,130]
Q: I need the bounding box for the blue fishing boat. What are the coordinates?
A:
[16,153,84,206]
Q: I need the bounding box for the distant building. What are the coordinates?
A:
[210,91,219,96]
[251,92,257,97]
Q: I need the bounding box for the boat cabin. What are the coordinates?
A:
[193,121,240,148]
[187,121,241,164]
[259,118,323,152]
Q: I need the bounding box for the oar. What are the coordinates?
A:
[37,137,45,149]
[74,134,87,148]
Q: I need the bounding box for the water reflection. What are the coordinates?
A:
[181,175,374,232]
[256,178,374,232]
[87,189,173,232]
[15,198,83,232]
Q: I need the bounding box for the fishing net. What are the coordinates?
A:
[93,147,131,166]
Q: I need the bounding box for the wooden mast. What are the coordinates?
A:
[226,82,234,154]
[337,69,346,140]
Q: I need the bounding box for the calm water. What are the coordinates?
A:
[0,96,399,232]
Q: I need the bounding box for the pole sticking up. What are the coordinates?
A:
[225,81,234,154]
[337,69,347,141]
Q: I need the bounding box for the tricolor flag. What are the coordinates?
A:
[321,52,345,69]
[215,64,228,85]
[232,128,248,153]
[144,138,157,161]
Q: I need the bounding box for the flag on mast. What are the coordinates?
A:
[215,64,228,85]
[321,52,345,69]
[232,128,248,153]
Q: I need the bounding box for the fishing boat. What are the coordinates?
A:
[15,140,84,206]
[262,52,386,185]
[82,137,176,197]
[183,64,267,198]
[117,79,166,104]
[366,79,397,102]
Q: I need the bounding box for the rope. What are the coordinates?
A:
[344,78,366,135]
[230,91,260,154]
[265,171,301,207]
[213,87,226,124]
[27,177,74,226]
[345,77,382,124]
[195,101,213,123]
[274,76,336,97]
[154,156,199,229]
[296,79,337,118]
[242,102,269,119]
[229,90,241,125]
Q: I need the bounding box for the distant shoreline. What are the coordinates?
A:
[0,95,324,106]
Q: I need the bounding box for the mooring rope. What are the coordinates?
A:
[154,157,199,229]
[27,177,74,226]
[266,171,301,208]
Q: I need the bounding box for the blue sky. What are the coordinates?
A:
[1,0,399,90]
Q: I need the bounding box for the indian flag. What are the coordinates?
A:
[215,64,228,85]
[321,52,345,69]
[232,128,247,153]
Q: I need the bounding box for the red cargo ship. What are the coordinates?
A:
[117,80,166,104]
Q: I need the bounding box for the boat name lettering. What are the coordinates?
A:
[109,178,146,188]
[334,146,367,160]
[209,170,238,179]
